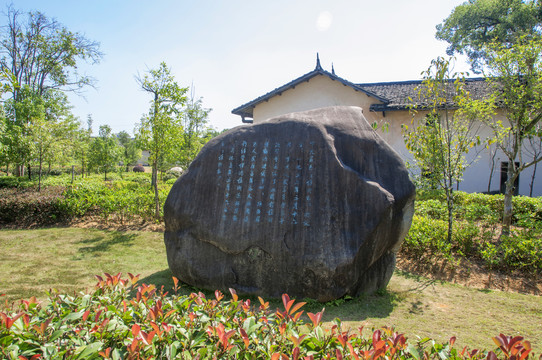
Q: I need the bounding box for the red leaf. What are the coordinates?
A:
[292,347,300,360]
[307,309,324,327]
[450,336,456,347]
[150,322,161,335]
[131,324,141,338]
[229,288,238,302]
[373,329,382,345]
[82,309,91,322]
[487,351,498,360]
[290,301,306,315]
[347,342,360,360]
[282,294,291,312]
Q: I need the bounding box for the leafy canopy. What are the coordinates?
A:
[436,0,542,72]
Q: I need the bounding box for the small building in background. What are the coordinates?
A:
[231,55,540,197]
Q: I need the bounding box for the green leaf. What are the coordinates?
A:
[74,341,103,359]
[407,344,422,360]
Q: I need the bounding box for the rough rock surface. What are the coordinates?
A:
[164,106,415,301]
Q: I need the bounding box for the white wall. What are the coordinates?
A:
[253,75,381,123]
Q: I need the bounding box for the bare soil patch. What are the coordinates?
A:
[69,217,164,232]
[397,254,541,296]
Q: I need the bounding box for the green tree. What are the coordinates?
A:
[72,115,94,178]
[135,62,188,219]
[472,37,542,235]
[436,0,542,72]
[30,90,78,190]
[404,57,482,243]
[117,131,142,171]
[89,125,121,181]
[177,87,212,168]
[0,6,101,175]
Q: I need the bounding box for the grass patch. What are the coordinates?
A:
[1,228,541,353]
[0,227,168,303]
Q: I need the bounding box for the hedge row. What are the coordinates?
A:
[0,274,536,359]
[0,175,169,226]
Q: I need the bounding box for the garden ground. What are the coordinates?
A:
[1,227,540,353]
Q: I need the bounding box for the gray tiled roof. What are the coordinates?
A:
[231,63,493,119]
[358,78,490,112]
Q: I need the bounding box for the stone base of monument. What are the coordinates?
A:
[164,106,415,302]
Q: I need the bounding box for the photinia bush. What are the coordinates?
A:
[0,274,538,359]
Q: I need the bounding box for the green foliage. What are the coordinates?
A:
[0,173,168,225]
[177,89,213,168]
[469,37,542,234]
[162,168,182,182]
[59,176,169,223]
[0,6,101,177]
[495,230,542,273]
[135,62,188,220]
[116,131,142,170]
[88,125,122,180]
[410,191,542,274]
[405,56,482,244]
[435,0,542,72]
[0,273,537,359]
[403,216,480,261]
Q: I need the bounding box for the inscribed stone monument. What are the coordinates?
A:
[164,106,415,301]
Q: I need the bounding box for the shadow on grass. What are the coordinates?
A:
[77,232,137,254]
[301,289,401,322]
[139,269,174,290]
[135,270,411,322]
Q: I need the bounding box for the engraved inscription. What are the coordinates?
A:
[216,139,315,225]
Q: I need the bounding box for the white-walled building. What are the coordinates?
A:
[231,57,541,197]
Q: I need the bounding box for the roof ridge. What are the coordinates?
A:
[358,77,487,87]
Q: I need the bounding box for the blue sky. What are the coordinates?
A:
[4,0,469,134]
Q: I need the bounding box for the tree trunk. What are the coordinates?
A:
[502,164,515,236]
[487,148,496,193]
[15,164,24,177]
[38,152,43,192]
[152,159,160,220]
[445,187,454,244]
[529,161,537,197]
[27,164,31,180]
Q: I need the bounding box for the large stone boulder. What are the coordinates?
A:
[164,106,415,301]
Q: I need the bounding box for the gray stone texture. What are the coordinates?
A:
[164,106,415,301]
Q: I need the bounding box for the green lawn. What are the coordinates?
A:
[1,228,540,353]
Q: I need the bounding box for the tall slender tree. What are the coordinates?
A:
[135,62,188,219]
[404,57,483,243]
[474,37,542,235]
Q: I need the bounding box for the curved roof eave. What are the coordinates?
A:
[231,68,390,118]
